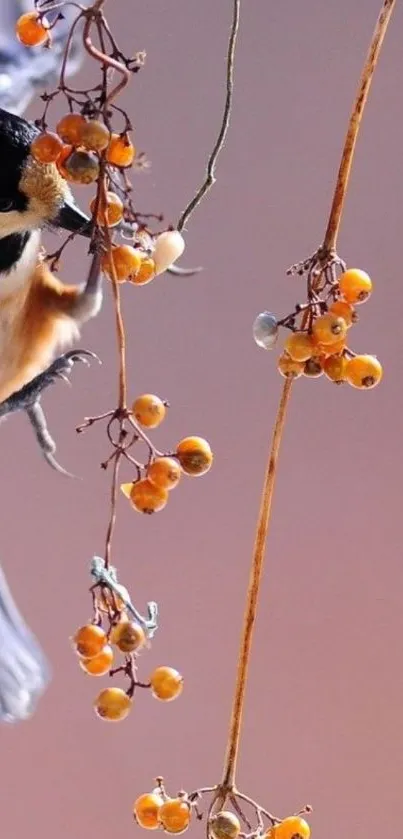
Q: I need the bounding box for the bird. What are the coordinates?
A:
[0,106,104,472]
[0,1,95,725]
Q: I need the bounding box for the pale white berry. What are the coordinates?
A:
[253,311,278,349]
[153,230,185,275]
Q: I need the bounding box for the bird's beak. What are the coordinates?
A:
[53,196,92,238]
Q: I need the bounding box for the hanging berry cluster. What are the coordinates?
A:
[253,251,382,389]
[14,0,214,719]
[72,602,182,722]
[133,778,312,839]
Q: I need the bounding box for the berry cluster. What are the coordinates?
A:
[72,603,183,722]
[254,256,382,389]
[133,780,311,839]
[121,394,213,514]
[76,393,213,516]
[30,110,185,283]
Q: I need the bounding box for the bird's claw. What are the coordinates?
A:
[42,350,100,387]
[0,350,100,476]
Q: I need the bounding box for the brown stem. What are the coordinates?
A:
[221,378,293,788]
[83,8,130,107]
[221,0,397,790]
[323,0,396,251]
[177,0,240,232]
[101,181,128,410]
[104,448,122,570]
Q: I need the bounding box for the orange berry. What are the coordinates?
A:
[56,113,87,145]
[130,256,156,285]
[63,150,100,184]
[90,191,124,227]
[303,358,323,377]
[209,812,241,839]
[150,666,183,701]
[110,620,145,653]
[176,436,213,476]
[148,457,182,490]
[323,354,348,384]
[345,354,383,389]
[106,133,135,167]
[56,144,73,178]
[16,12,49,46]
[79,645,114,676]
[284,331,316,362]
[134,792,164,830]
[312,313,347,345]
[339,268,372,304]
[275,817,310,839]
[318,336,346,357]
[31,131,64,164]
[277,352,304,379]
[94,687,132,721]
[328,299,356,327]
[159,799,191,834]
[73,624,107,659]
[130,479,169,514]
[79,119,110,152]
[132,394,166,428]
[102,244,142,282]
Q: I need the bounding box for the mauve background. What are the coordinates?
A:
[0,0,402,836]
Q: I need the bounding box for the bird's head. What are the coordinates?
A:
[0,108,92,240]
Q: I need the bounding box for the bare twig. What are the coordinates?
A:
[177,0,241,232]
[323,0,396,251]
[221,379,293,787]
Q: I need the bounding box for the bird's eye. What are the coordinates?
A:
[0,200,14,213]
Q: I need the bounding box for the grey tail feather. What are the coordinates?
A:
[0,562,50,723]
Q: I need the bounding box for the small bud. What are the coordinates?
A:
[153,230,185,275]
[253,311,278,349]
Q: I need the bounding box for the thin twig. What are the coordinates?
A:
[177,0,240,232]
[323,0,396,251]
[220,0,397,790]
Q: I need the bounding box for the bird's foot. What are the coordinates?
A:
[0,350,100,476]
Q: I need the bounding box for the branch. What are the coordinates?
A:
[220,0,397,791]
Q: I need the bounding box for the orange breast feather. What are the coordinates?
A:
[0,262,80,402]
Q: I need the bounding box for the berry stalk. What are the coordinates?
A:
[220,0,396,791]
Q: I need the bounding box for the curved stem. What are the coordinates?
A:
[221,0,397,790]
[323,0,396,251]
[221,378,293,788]
[177,0,240,232]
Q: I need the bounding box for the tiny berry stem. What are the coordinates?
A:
[221,0,397,791]
[323,0,396,251]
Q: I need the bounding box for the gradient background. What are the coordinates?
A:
[1,1,403,836]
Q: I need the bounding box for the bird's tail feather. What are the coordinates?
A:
[0,563,50,723]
